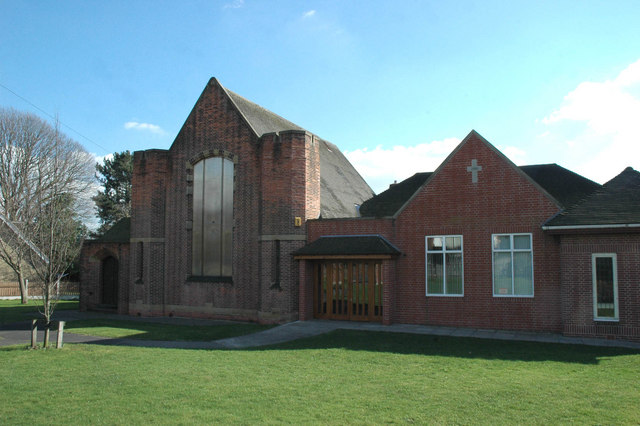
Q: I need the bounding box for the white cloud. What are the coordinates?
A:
[500,146,527,165]
[124,121,166,135]
[302,10,316,19]
[345,138,460,194]
[542,58,640,183]
[93,152,113,166]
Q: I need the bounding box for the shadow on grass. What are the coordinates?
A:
[0,300,79,327]
[251,329,640,365]
[64,319,274,341]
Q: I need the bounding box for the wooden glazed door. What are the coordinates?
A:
[314,261,383,322]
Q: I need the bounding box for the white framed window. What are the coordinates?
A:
[592,253,619,321]
[426,235,463,296]
[492,233,533,297]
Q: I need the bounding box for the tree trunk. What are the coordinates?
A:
[43,289,50,348]
[43,327,50,349]
[18,270,29,304]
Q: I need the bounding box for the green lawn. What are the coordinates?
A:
[1,330,639,424]
[0,299,78,325]
[0,299,271,341]
[65,319,273,341]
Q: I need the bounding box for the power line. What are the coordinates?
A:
[0,82,109,152]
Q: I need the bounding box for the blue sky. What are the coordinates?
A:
[2,1,640,193]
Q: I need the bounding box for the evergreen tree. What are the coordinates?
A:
[93,151,133,235]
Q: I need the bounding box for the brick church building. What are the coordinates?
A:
[80,78,640,342]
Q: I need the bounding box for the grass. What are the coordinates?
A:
[0,299,78,325]
[1,329,639,424]
[65,319,273,341]
[0,300,272,341]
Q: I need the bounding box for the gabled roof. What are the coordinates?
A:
[544,167,640,229]
[359,172,432,217]
[293,235,401,258]
[216,78,373,218]
[359,133,601,219]
[360,130,567,218]
[94,218,131,243]
[519,164,601,208]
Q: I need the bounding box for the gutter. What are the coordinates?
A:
[542,223,640,231]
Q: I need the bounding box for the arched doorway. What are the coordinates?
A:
[101,256,119,308]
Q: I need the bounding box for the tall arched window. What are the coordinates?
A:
[192,156,234,277]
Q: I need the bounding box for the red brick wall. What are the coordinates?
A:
[307,217,395,242]
[559,232,640,341]
[130,149,169,313]
[393,134,562,331]
[79,241,130,314]
[304,133,565,332]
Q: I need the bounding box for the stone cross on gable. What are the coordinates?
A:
[466,159,483,183]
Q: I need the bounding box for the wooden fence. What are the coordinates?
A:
[0,281,79,299]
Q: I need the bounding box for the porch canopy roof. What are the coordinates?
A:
[293,235,401,260]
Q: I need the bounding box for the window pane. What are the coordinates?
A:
[446,236,461,251]
[493,235,510,250]
[428,237,443,251]
[192,157,234,277]
[595,257,615,318]
[493,252,512,295]
[513,252,533,295]
[192,161,204,276]
[427,253,444,294]
[221,159,234,276]
[445,253,463,294]
[514,235,531,250]
[203,157,223,276]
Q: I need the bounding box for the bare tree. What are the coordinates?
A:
[0,108,94,346]
[0,108,51,303]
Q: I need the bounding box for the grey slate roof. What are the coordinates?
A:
[520,164,601,208]
[545,167,640,228]
[359,172,432,217]
[359,164,601,218]
[293,235,401,257]
[319,139,374,218]
[220,80,373,219]
[225,89,304,136]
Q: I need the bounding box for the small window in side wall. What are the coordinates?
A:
[426,235,463,296]
[592,253,619,321]
[492,233,533,297]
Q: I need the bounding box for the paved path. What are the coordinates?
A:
[1,311,639,350]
